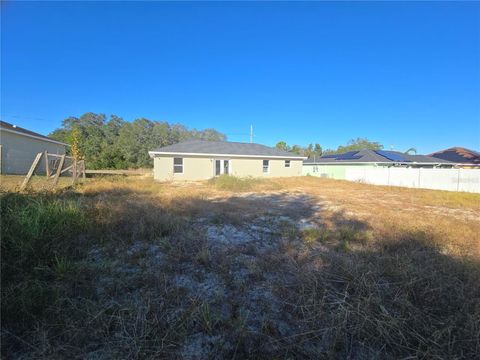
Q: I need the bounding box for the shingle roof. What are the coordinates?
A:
[149,140,306,159]
[0,120,68,146]
[429,147,480,165]
[304,149,454,164]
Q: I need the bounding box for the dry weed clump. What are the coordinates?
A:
[1,175,479,358]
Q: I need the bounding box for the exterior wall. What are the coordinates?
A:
[302,164,376,180]
[153,156,302,181]
[154,156,214,181]
[230,158,302,178]
[0,131,66,175]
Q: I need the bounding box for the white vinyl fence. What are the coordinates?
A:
[345,167,480,193]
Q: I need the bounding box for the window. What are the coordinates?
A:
[223,160,229,175]
[285,160,290,168]
[173,157,183,173]
[263,160,269,173]
[215,159,230,176]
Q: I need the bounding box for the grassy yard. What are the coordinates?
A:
[1,175,479,358]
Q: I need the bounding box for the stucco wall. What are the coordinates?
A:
[302,164,376,180]
[154,156,215,181]
[230,158,302,178]
[0,131,66,175]
[153,156,303,181]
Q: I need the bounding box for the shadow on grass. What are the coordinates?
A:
[1,186,479,359]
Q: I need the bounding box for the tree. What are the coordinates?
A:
[304,144,314,158]
[336,138,383,153]
[48,112,227,169]
[290,145,303,155]
[275,141,289,151]
[314,143,322,156]
[70,127,83,160]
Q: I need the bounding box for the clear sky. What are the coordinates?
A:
[1,1,479,153]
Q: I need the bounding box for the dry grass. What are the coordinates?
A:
[0,174,87,192]
[2,175,479,358]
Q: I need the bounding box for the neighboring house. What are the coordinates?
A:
[0,121,67,175]
[429,147,480,167]
[149,140,306,181]
[303,149,454,179]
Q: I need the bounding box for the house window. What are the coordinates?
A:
[285,160,290,168]
[263,160,269,173]
[173,157,183,173]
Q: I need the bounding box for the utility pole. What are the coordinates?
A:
[250,125,253,143]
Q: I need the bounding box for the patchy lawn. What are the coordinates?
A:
[2,176,479,358]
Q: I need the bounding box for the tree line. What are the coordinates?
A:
[49,113,226,169]
[275,138,385,158]
[49,113,412,169]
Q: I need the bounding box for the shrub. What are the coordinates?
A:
[208,175,264,192]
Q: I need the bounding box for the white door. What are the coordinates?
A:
[214,159,230,176]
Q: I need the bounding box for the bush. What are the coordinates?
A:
[208,175,264,191]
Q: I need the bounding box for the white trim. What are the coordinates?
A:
[173,157,184,174]
[214,158,231,176]
[262,159,270,174]
[149,150,306,160]
[0,127,68,146]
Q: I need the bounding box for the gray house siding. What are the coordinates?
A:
[0,131,66,175]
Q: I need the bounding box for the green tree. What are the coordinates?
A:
[290,145,303,155]
[48,112,227,169]
[336,138,383,153]
[304,144,314,158]
[275,141,289,151]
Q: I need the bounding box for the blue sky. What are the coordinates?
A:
[1,1,479,153]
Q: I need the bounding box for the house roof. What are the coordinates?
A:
[149,140,306,159]
[429,147,480,165]
[304,149,454,165]
[0,120,68,146]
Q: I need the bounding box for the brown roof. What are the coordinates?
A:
[0,120,67,146]
[429,147,480,165]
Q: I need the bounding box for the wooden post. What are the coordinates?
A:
[20,152,43,191]
[52,154,66,188]
[44,151,50,177]
[71,160,77,185]
[81,160,86,179]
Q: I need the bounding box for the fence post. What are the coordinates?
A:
[457,168,461,192]
[52,155,66,188]
[417,168,421,189]
[20,152,43,191]
[44,151,50,177]
[71,160,77,185]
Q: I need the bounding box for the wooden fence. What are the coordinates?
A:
[20,151,86,191]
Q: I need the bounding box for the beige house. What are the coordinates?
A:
[149,140,306,181]
[0,121,67,175]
